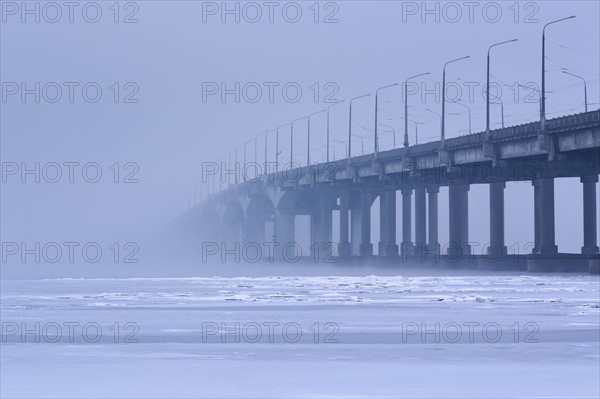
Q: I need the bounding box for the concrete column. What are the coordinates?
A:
[275,209,295,258]
[532,180,540,254]
[581,175,599,255]
[401,189,413,256]
[538,177,558,254]
[319,195,334,260]
[489,182,507,256]
[378,191,398,256]
[338,191,351,257]
[310,209,321,247]
[448,184,470,257]
[378,193,385,256]
[414,188,426,255]
[359,192,373,256]
[350,196,362,256]
[319,195,333,244]
[427,187,439,254]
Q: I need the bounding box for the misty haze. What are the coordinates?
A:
[1,1,599,398]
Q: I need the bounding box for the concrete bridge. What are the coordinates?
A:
[181,110,600,273]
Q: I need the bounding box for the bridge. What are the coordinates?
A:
[179,109,600,273]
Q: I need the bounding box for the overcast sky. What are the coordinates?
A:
[1,1,599,271]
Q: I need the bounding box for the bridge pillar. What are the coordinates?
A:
[489,182,507,256]
[316,194,336,260]
[378,190,398,256]
[275,210,295,258]
[538,177,558,254]
[581,175,599,255]
[350,192,362,256]
[401,189,413,256]
[532,180,540,254]
[448,184,470,257]
[310,207,321,248]
[414,188,426,256]
[338,191,351,257]
[359,192,373,256]
[427,187,440,254]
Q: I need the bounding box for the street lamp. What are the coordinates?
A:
[375,83,399,158]
[348,94,371,163]
[450,101,472,134]
[327,100,346,163]
[562,70,588,112]
[276,124,290,172]
[352,134,367,155]
[291,117,307,167]
[413,120,424,144]
[541,16,576,127]
[404,72,430,147]
[486,39,518,136]
[378,123,396,147]
[308,110,326,166]
[490,96,505,128]
[333,139,348,159]
[426,108,442,135]
[442,56,470,145]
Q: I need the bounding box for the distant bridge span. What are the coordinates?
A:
[181,110,600,272]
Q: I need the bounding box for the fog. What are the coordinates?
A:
[2,1,599,276]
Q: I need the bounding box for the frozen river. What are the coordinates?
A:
[1,271,599,398]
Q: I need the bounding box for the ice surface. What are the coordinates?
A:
[2,273,599,398]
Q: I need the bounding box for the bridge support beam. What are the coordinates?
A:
[448,184,470,257]
[538,177,558,254]
[427,187,440,254]
[338,191,351,257]
[378,190,398,256]
[532,180,540,254]
[401,189,413,256]
[582,175,599,255]
[489,182,507,256]
[359,192,373,256]
[414,188,426,256]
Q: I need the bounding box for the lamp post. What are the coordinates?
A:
[491,96,505,128]
[451,101,472,134]
[348,94,371,163]
[413,120,424,144]
[264,133,268,176]
[327,100,346,163]
[242,139,250,181]
[333,139,348,159]
[375,83,399,158]
[308,110,326,166]
[291,117,307,167]
[486,39,518,136]
[379,123,396,147]
[562,70,588,112]
[442,56,470,145]
[404,72,430,147]
[276,124,290,172]
[353,135,367,155]
[541,16,576,127]
[426,108,442,139]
